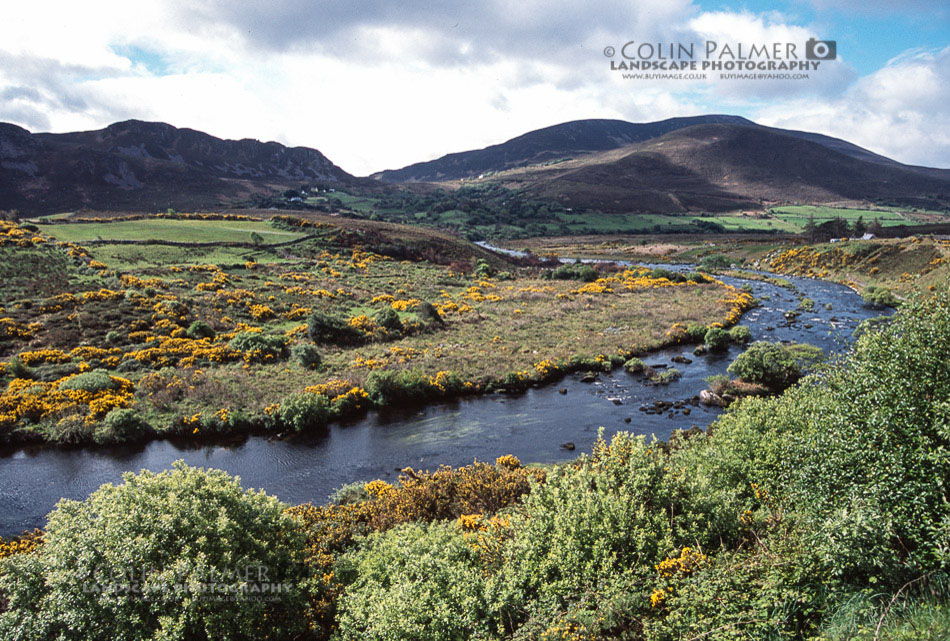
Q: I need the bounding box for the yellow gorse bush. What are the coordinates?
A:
[0,373,134,429]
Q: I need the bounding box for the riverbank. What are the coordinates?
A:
[1,217,752,448]
[0,256,884,537]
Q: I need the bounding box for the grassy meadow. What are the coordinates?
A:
[0,214,751,446]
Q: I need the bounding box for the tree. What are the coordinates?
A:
[0,462,313,640]
[804,214,817,242]
[852,215,867,237]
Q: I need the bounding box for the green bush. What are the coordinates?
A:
[336,522,493,640]
[186,320,216,340]
[699,254,733,271]
[307,311,362,345]
[58,369,115,393]
[862,285,899,308]
[704,327,731,352]
[492,431,740,633]
[726,341,803,390]
[551,263,598,282]
[93,408,150,444]
[228,331,288,357]
[685,271,708,283]
[623,357,645,373]
[6,357,33,380]
[706,291,950,593]
[728,325,752,344]
[782,292,950,580]
[329,481,370,505]
[365,369,431,406]
[685,323,709,341]
[373,307,403,332]
[290,343,322,370]
[0,462,312,641]
[473,259,495,279]
[415,301,444,326]
[277,392,329,432]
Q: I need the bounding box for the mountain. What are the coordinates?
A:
[485,123,950,213]
[371,115,756,182]
[0,120,354,214]
[371,115,950,192]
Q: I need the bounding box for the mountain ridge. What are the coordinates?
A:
[0,119,354,214]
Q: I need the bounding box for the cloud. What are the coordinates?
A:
[756,47,950,168]
[806,0,948,18]
[0,0,945,175]
[181,0,697,64]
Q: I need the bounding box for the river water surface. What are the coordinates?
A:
[0,263,885,535]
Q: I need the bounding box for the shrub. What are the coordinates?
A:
[726,341,803,390]
[728,325,752,344]
[105,330,122,345]
[0,462,312,641]
[93,408,150,444]
[307,311,362,345]
[186,320,216,340]
[492,432,739,633]
[708,291,950,592]
[330,481,370,505]
[704,327,730,352]
[6,357,32,380]
[367,458,538,530]
[58,369,115,393]
[373,307,403,332]
[415,301,444,326]
[551,263,598,282]
[685,323,709,342]
[623,357,646,373]
[648,367,682,384]
[290,343,322,370]
[649,267,685,282]
[335,522,493,640]
[862,285,899,308]
[473,259,495,279]
[277,392,329,432]
[228,331,288,357]
[854,314,892,338]
[365,369,429,406]
[699,254,733,270]
[685,271,708,283]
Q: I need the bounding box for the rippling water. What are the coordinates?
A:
[0,266,885,535]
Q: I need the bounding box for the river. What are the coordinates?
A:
[0,261,885,535]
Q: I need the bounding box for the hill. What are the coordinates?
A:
[0,120,356,214]
[483,123,950,213]
[370,115,754,182]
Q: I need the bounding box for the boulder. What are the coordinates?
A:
[699,389,727,407]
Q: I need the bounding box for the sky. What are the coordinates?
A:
[0,1,947,175]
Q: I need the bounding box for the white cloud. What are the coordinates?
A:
[756,47,950,168]
[0,0,946,175]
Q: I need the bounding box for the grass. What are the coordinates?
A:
[37,219,306,244]
[505,233,950,300]
[0,215,750,445]
[768,205,915,229]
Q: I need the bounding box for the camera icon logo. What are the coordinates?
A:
[805,38,836,60]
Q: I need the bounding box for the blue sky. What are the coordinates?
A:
[0,1,947,173]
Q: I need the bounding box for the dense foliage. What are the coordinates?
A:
[0,462,312,640]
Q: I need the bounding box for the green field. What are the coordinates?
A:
[767,205,915,229]
[307,191,377,212]
[37,219,306,244]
